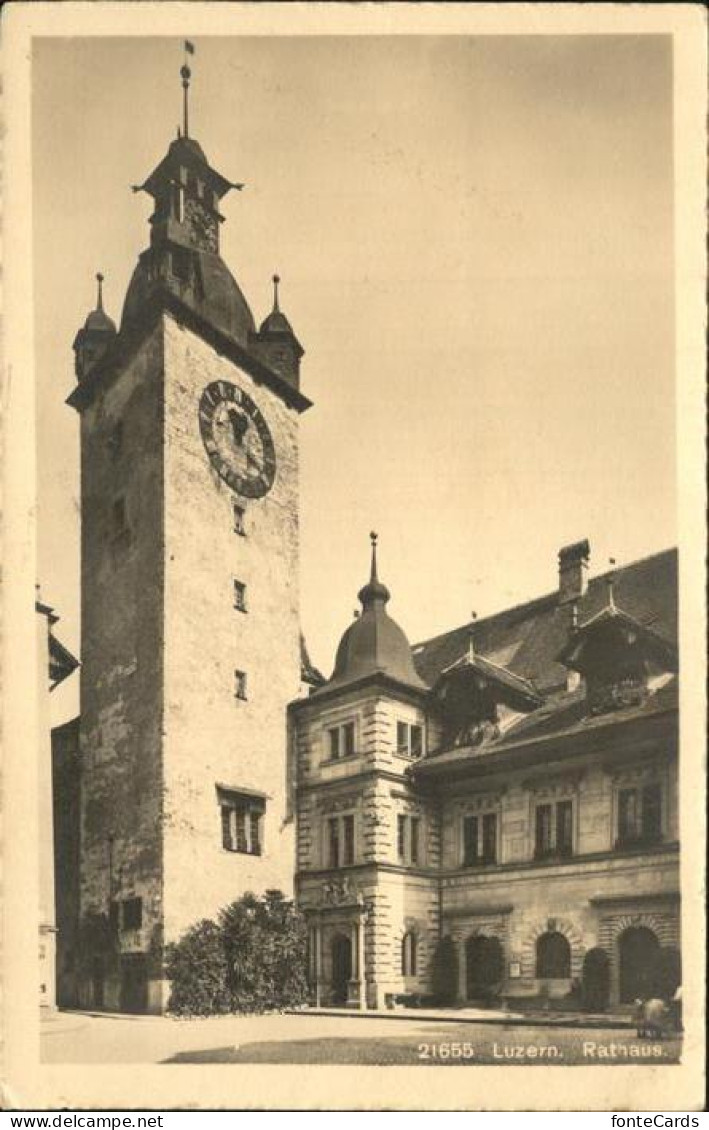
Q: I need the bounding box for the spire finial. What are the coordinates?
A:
[181,40,195,138]
[96,273,104,311]
[370,531,378,583]
[468,611,477,661]
[272,274,281,313]
[607,557,617,611]
[357,530,390,609]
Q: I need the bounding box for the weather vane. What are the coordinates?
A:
[181,40,195,138]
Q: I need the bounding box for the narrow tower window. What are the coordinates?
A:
[233,504,246,536]
[234,670,248,700]
[233,580,247,612]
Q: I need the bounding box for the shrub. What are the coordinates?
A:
[165,890,308,1016]
[165,919,232,1016]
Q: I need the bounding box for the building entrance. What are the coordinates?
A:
[466,935,504,999]
[618,926,660,1003]
[331,934,352,1005]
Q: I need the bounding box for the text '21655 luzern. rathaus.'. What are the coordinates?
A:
[43,52,680,1019]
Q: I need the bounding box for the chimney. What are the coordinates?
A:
[558,539,590,605]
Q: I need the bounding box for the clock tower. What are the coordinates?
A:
[69,60,311,1012]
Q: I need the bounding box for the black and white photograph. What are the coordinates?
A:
[1,1,706,1113]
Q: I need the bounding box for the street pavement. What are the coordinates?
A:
[41,1010,682,1066]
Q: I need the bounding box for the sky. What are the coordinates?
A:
[33,34,676,725]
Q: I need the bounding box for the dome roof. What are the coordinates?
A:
[81,274,116,335]
[326,535,427,693]
[120,247,256,347]
[260,309,293,335]
[84,307,116,334]
[259,274,294,335]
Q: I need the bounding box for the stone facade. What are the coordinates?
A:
[294,684,440,1007]
[161,317,301,947]
[291,547,680,1011]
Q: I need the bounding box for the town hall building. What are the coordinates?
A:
[50,59,680,1015]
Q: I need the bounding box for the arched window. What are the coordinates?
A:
[401,932,418,976]
[535,931,571,978]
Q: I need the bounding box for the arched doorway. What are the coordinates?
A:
[618,926,660,1003]
[331,933,352,1005]
[466,935,504,1000]
[536,931,571,979]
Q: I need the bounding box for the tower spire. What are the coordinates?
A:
[272,274,281,313]
[357,531,390,610]
[606,558,617,612]
[468,611,477,662]
[370,530,379,583]
[181,40,195,138]
[96,272,104,311]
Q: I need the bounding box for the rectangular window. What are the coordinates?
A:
[343,814,355,866]
[325,813,355,869]
[233,504,246,536]
[535,800,574,859]
[328,817,340,869]
[462,813,497,866]
[617,784,662,846]
[618,788,640,843]
[396,721,424,757]
[219,791,265,855]
[234,670,247,700]
[122,897,142,930]
[482,812,497,864]
[410,817,420,864]
[463,815,479,866]
[233,580,247,612]
[327,721,356,761]
[397,814,407,862]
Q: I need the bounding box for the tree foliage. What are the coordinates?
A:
[165,890,308,1016]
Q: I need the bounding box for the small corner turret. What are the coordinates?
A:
[250,274,304,391]
[72,273,117,381]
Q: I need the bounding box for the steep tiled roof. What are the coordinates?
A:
[413,548,677,695]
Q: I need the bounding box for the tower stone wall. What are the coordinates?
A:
[162,316,300,945]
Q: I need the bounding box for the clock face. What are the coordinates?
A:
[198,380,276,499]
